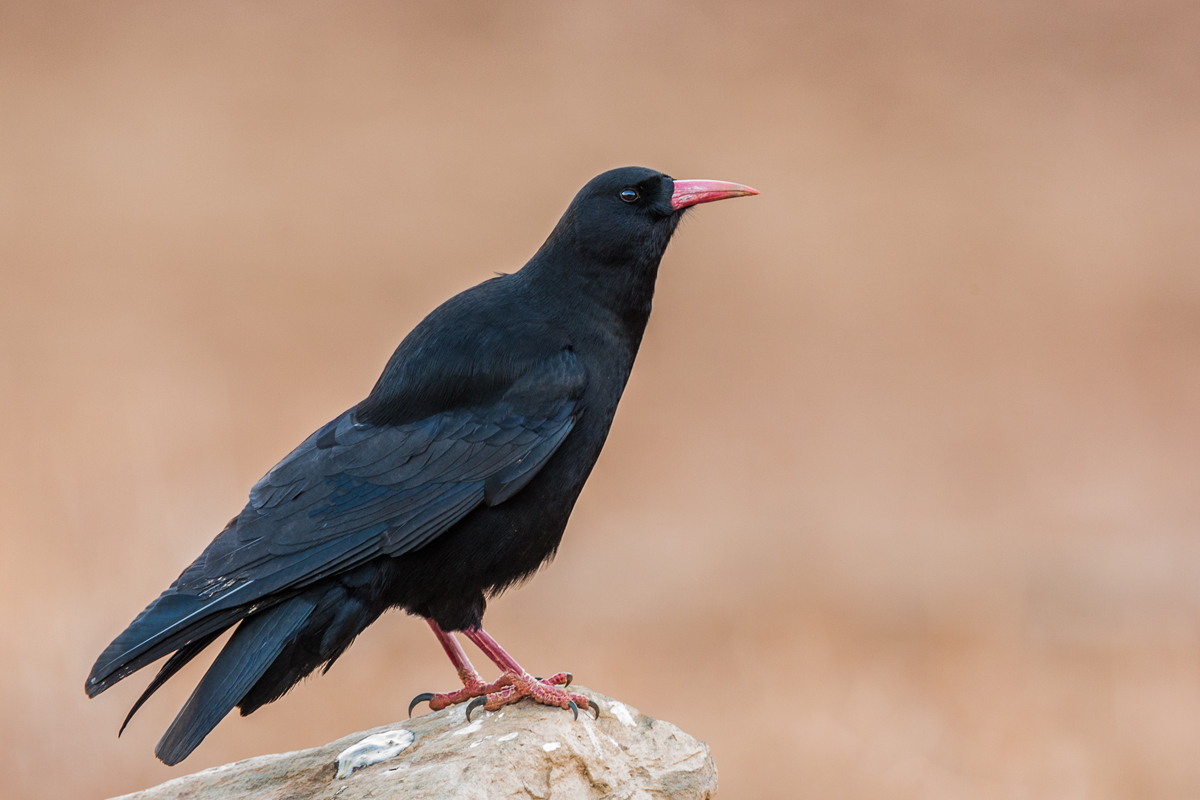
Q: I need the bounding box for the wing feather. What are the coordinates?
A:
[86,349,586,696]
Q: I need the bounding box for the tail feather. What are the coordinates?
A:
[119,629,224,737]
[154,598,316,766]
[238,588,380,715]
[86,585,257,698]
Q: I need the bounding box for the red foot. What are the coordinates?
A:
[410,668,577,717]
[424,668,514,712]
[412,620,599,721]
[466,671,597,720]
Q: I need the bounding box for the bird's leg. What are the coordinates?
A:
[464,627,572,687]
[407,619,515,715]
[408,621,598,720]
[460,628,598,721]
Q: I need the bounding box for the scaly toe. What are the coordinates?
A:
[435,671,596,721]
[409,673,517,716]
[540,671,572,687]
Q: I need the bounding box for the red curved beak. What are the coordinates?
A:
[670,179,759,211]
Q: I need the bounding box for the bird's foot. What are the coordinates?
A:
[409,668,512,716]
[465,671,599,721]
[409,670,583,717]
[414,622,598,721]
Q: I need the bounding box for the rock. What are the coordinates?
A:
[110,688,718,800]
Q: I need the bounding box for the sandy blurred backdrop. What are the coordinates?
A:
[1,1,1198,798]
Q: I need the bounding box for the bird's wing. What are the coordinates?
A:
[87,348,585,694]
[228,396,578,573]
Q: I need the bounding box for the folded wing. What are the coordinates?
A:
[86,349,583,698]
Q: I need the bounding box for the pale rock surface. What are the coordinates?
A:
[110,688,717,800]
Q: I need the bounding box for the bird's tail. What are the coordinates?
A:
[155,597,316,765]
[102,573,385,764]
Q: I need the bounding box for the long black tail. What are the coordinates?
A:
[153,578,386,765]
[155,598,316,765]
[97,569,387,765]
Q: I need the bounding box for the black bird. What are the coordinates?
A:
[86,167,757,765]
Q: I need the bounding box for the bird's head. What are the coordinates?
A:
[522,167,757,332]
[552,166,758,268]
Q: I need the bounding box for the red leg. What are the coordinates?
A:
[459,627,595,719]
[408,620,514,715]
[410,620,596,720]
[428,619,482,683]
[463,628,572,689]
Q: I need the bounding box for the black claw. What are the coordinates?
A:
[587,699,601,720]
[568,700,579,721]
[563,672,573,687]
[466,697,487,722]
[408,692,435,718]
[534,676,543,681]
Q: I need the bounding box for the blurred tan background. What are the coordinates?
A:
[2,1,1198,798]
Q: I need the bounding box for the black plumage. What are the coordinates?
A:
[86,166,756,765]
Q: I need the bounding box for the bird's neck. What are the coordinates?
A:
[518,214,671,353]
[520,246,661,354]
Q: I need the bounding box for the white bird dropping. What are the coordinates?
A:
[335,729,415,779]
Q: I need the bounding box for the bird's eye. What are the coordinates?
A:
[619,188,640,203]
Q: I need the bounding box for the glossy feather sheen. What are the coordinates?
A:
[86,166,716,764]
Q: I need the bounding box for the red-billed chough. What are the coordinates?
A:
[85,166,758,765]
